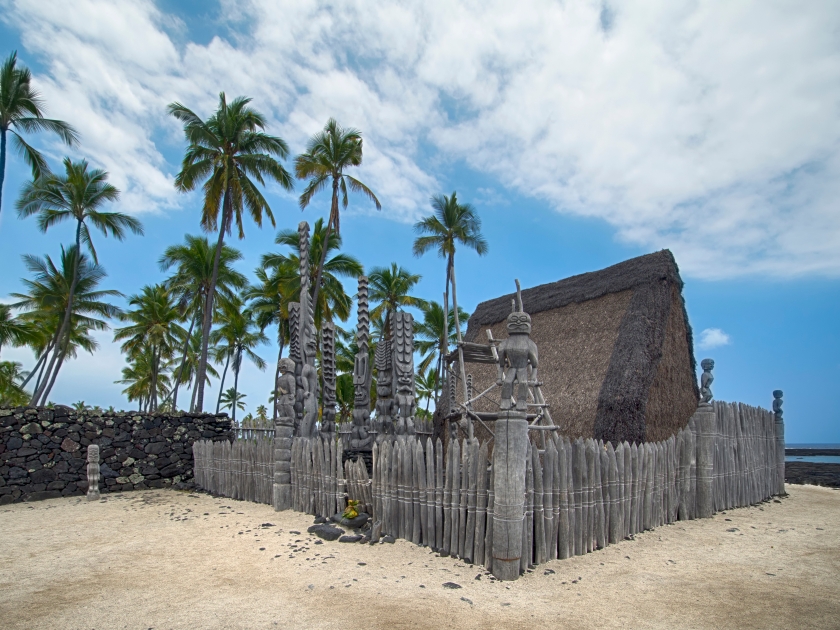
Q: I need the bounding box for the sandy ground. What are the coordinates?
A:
[1,485,838,630]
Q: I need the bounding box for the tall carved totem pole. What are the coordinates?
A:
[297,221,319,438]
[321,321,337,437]
[374,338,395,439]
[350,276,373,450]
[392,311,417,436]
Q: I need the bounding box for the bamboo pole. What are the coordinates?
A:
[413,439,424,545]
[551,437,561,560]
[435,438,444,551]
[558,437,570,559]
[442,438,453,556]
[532,444,546,565]
[630,442,640,534]
[484,459,494,571]
[607,442,619,544]
[522,441,534,572]
[465,439,479,562]
[450,438,462,557]
[598,443,608,544]
[585,439,596,552]
[573,438,584,555]
[458,439,469,559]
[426,438,436,549]
[543,437,557,561]
[475,441,488,565]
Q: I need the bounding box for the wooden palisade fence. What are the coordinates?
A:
[193,439,274,504]
[193,400,784,577]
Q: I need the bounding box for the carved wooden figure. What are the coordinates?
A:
[375,339,396,439]
[297,221,320,438]
[86,444,100,501]
[700,358,714,404]
[392,311,416,435]
[288,301,303,426]
[321,321,337,436]
[274,357,296,510]
[351,276,373,449]
[496,295,538,411]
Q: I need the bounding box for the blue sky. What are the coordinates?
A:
[0,1,838,442]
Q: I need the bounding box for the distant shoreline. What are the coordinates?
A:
[786,448,840,457]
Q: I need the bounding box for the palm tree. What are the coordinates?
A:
[413,191,488,407]
[267,217,363,327]
[0,303,37,359]
[245,262,296,420]
[368,262,426,338]
[335,372,354,423]
[168,93,293,412]
[114,345,171,411]
[295,118,380,313]
[0,360,29,405]
[176,328,219,413]
[11,246,122,403]
[210,297,267,421]
[415,366,437,415]
[113,285,186,412]
[0,51,79,217]
[414,301,469,374]
[219,387,246,415]
[159,235,247,410]
[17,158,143,403]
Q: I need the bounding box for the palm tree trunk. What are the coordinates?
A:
[39,346,67,404]
[21,343,52,389]
[170,310,198,410]
[189,378,199,413]
[152,345,160,412]
[232,354,241,423]
[32,221,83,404]
[196,190,231,412]
[449,253,472,439]
[0,126,7,217]
[310,178,339,317]
[216,353,231,414]
[433,261,452,406]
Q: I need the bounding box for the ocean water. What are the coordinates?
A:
[786,443,840,449]
[786,456,840,464]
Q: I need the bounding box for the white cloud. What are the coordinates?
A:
[697,328,731,350]
[5,0,840,277]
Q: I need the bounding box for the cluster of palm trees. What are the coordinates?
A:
[0,50,488,420]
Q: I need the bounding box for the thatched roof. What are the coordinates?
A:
[463,250,699,444]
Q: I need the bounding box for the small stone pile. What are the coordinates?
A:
[0,407,232,504]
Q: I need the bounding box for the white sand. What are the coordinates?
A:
[1,484,838,629]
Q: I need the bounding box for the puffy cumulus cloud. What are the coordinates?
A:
[6,0,840,277]
[697,328,732,350]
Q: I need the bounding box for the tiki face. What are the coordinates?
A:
[396,371,413,394]
[353,352,369,387]
[701,358,715,371]
[507,312,532,335]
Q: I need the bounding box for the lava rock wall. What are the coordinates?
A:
[0,407,232,504]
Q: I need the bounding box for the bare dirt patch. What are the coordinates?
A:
[1,485,838,629]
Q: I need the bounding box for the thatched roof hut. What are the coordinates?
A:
[462,250,699,444]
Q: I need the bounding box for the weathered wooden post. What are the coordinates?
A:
[492,409,529,580]
[273,357,296,511]
[86,444,100,501]
[490,291,538,580]
[693,358,716,518]
[773,390,786,496]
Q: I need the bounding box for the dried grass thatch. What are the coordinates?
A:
[461,250,698,444]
